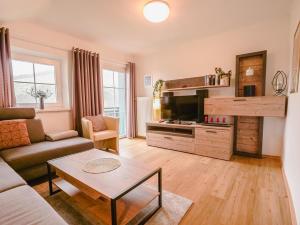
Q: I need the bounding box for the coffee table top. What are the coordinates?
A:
[48,149,160,200]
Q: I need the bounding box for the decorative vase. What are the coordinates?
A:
[39,97,45,110]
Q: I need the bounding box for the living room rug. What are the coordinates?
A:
[45,189,193,225]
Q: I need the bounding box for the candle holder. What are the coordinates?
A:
[272,71,287,96]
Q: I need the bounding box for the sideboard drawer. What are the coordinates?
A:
[146,133,195,153]
[195,127,231,145]
[194,126,233,160]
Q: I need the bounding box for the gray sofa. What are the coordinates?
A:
[0,108,94,181]
[0,157,67,225]
[0,107,96,224]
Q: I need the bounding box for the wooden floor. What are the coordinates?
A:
[34,138,292,225]
[118,138,292,225]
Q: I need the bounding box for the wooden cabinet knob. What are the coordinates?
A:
[233,99,247,102]
[206,130,217,134]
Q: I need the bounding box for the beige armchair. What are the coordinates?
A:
[81,116,119,154]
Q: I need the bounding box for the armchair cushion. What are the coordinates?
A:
[93,130,118,141]
[85,115,107,132]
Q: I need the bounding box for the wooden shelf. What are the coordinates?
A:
[163,84,230,92]
[53,179,159,225]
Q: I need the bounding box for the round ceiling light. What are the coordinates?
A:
[143,1,170,23]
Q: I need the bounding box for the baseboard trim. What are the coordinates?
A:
[282,167,298,225]
[262,154,281,159]
[136,136,146,139]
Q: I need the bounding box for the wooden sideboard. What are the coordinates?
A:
[146,122,234,160]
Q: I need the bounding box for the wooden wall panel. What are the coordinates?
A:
[235,51,267,158]
[236,117,259,154]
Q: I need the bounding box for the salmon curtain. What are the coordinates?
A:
[0,27,15,108]
[126,62,137,138]
[72,48,103,134]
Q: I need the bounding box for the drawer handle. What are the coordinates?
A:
[233,99,247,102]
[164,136,172,140]
[206,130,217,134]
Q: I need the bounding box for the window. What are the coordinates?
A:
[11,56,61,107]
[102,69,126,137]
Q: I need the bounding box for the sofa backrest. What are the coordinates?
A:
[0,108,45,143]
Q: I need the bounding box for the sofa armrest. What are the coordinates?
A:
[103,116,119,131]
[81,118,94,140]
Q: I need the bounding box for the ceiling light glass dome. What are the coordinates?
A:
[143,1,170,23]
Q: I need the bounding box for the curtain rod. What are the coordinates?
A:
[11,35,128,66]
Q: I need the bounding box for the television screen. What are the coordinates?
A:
[161,95,198,121]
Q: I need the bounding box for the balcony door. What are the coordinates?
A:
[102,69,126,137]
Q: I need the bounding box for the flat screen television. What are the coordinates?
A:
[161,95,199,121]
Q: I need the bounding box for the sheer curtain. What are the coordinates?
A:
[0,27,15,108]
[72,48,103,134]
[126,62,137,138]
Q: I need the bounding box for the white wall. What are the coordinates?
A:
[135,16,290,156]
[283,0,300,224]
[2,21,133,132]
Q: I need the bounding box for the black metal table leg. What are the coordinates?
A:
[158,168,162,207]
[111,199,117,225]
[136,169,162,225]
[47,162,54,195]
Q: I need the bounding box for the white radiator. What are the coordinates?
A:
[137,97,152,137]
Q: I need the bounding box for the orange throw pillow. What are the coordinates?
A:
[85,115,107,132]
[0,120,31,150]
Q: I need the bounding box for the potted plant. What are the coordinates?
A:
[153,79,164,98]
[27,87,53,109]
[215,67,232,86]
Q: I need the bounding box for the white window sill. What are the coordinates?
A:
[35,108,71,113]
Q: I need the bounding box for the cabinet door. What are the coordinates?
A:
[194,127,233,160]
[204,96,286,117]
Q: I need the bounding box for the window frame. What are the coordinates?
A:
[102,68,127,138]
[12,53,63,109]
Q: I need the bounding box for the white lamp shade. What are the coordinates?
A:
[143,1,170,23]
[153,98,161,109]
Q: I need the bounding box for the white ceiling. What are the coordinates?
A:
[0,0,292,54]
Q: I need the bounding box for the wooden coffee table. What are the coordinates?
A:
[47,149,162,225]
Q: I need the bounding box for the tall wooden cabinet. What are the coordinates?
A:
[235,51,267,157]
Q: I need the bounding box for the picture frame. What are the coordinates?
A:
[290,21,300,93]
[144,75,152,87]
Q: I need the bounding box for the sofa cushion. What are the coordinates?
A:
[26,119,46,143]
[46,130,78,141]
[0,185,67,225]
[86,115,107,131]
[0,137,94,171]
[93,130,118,141]
[0,108,35,120]
[0,157,26,192]
[0,120,31,150]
